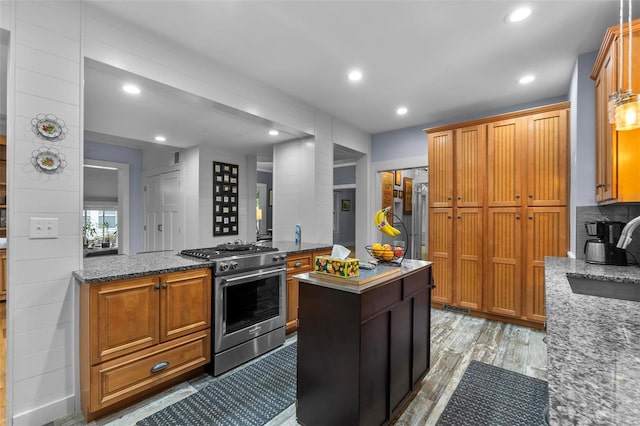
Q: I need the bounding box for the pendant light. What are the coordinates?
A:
[613,0,640,131]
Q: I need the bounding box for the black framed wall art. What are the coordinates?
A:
[213,161,239,236]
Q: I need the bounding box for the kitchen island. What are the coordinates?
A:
[294,259,433,426]
[545,257,640,425]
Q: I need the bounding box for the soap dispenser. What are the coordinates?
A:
[295,224,301,246]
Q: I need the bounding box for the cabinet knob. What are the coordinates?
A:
[457,196,461,200]
[456,215,462,219]
[162,283,168,289]
[447,216,452,219]
[528,194,534,198]
[516,216,520,220]
[515,194,520,199]
[154,285,161,290]
[596,184,605,189]
[528,216,533,220]
[294,261,303,268]
[447,197,452,201]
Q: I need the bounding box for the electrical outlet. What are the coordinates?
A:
[30,217,59,239]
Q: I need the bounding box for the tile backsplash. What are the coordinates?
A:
[576,204,640,264]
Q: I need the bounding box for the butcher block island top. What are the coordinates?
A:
[295,259,432,293]
[295,259,433,426]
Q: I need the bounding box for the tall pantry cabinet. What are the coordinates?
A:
[426,103,569,326]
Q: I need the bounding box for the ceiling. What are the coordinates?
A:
[84,0,640,139]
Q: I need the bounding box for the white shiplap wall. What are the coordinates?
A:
[8,1,82,425]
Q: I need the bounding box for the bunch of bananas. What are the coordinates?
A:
[374,206,401,237]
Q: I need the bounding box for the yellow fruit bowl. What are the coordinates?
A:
[365,244,405,264]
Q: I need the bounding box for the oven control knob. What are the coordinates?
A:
[229,261,239,270]
[219,263,229,272]
[273,256,280,262]
[279,255,286,261]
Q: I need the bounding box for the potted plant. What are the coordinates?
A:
[82,221,97,247]
[100,221,111,248]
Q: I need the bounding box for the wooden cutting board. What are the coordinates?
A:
[310,265,401,285]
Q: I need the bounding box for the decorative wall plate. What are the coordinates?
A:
[35,151,61,171]
[31,113,68,141]
[31,147,67,174]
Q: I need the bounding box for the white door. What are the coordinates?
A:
[144,171,181,252]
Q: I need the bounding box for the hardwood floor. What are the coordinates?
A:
[53,309,546,426]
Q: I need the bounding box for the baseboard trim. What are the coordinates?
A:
[431,302,545,330]
[13,395,76,426]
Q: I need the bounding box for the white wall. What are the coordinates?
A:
[197,145,255,246]
[6,1,82,425]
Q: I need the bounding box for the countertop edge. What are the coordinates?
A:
[295,259,432,294]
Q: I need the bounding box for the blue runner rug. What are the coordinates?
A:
[437,361,548,426]
[137,342,297,426]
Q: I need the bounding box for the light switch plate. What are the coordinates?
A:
[30,217,59,239]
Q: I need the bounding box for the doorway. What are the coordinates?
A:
[256,183,267,237]
[144,170,181,252]
[375,167,428,260]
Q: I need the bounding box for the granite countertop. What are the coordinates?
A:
[545,257,640,425]
[73,251,212,284]
[74,242,335,284]
[295,259,432,294]
[268,241,333,254]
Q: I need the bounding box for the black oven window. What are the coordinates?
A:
[225,275,281,334]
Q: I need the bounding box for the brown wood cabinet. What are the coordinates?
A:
[485,208,522,318]
[426,102,569,327]
[285,248,331,333]
[454,208,483,310]
[296,265,432,426]
[525,207,567,322]
[80,268,211,421]
[455,125,485,207]
[428,208,453,304]
[487,118,524,207]
[428,130,454,208]
[592,19,640,203]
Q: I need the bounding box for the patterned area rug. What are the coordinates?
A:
[137,343,297,426]
[437,361,548,426]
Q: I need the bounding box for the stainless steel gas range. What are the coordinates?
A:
[181,243,287,376]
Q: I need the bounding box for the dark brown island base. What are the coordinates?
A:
[294,260,433,426]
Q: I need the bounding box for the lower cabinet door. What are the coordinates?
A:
[359,314,389,426]
[390,299,412,413]
[91,330,210,411]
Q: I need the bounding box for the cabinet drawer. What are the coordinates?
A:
[403,269,430,298]
[361,280,402,322]
[287,254,313,274]
[90,330,210,411]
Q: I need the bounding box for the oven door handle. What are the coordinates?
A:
[220,267,287,286]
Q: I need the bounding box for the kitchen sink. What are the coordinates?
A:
[566,275,640,302]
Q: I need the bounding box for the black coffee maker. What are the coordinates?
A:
[594,221,627,265]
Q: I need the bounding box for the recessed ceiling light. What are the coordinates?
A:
[518,74,535,84]
[155,135,166,142]
[269,129,279,136]
[396,107,408,116]
[348,70,363,81]
[506,7,531,23]
[122,84,141,95]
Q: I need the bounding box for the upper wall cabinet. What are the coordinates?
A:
[592,18,640,203]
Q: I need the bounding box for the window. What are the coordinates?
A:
[83,209,118,248]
